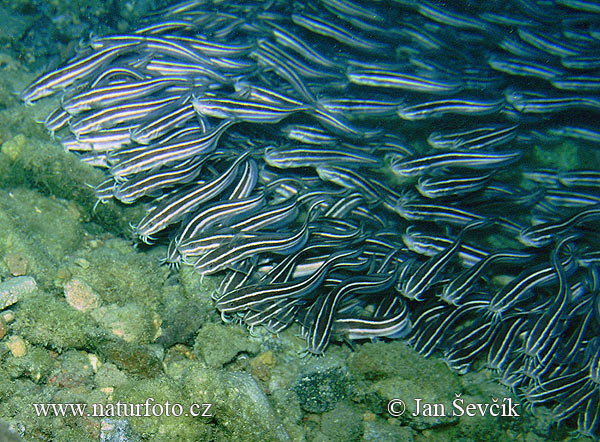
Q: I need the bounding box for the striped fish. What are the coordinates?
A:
[390,150,522,177]
[192,96,308,123]
[265,145,380,169]
[398,220,489,300]
[110,119,234,179]
[215,248,362,313]
[306,271,398,355]
[132,151,249,243]
[22,42,139,104]
[347,68,463,94]
[62,76,189,115]
[397,98,505,120]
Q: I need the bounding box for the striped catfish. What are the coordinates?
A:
[518,205,600,248]
[485,318,527,373]
[401,226,488,268]
[306,271,399,355]
[347,68,463,94]
[215,248,362,313]
[487,249,579,321]
[268,22,341,69]
[69,94,183,136]
[110,119,234,179]
[60,126,133,153]
[89,34,214,65]
[440,249,534,306]
[21,42,139,104]
[250,47,317,103]
[316,97,403,119]
[416,172,494,199]
[559,170,600,189]
[443,319,496,373]
[390,150,523,177]
[132,151,249,243]
[143,58,230,84]
[398,220,490,300]
[176,192,266,243]
[130,103,196,145]
[42,107,71,136]
[506,91,600,114]
[427,124,519,150]
[114,157,204,204]
[523,236,576,360]
[291,13,387,52]
[192,96,308,123]
[62,76,189,115]
[397,98,505,120]
[333,298,410,341]
[192,213,314,275]
[264,145,380,169]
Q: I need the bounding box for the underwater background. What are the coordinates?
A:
[1,0,600,441]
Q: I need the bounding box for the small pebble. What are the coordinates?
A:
[362,412,376,422]
[1,133,26,161]
[250,350,275,382]
[6,335,27,357]
[64,278,101,312]
[74,258,90,269]
[1,310,14,323]
[100,387,114,396]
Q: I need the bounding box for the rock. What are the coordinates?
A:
[294,366,348,413]
[0,134,26,162]
[182,365,291,442]
[64,239,167,309]
[2,345,54,383]
[96,341,163,378]
[100,418,140,442]
[362,421,415,442]
[0,7,29,46]
[349,341,461,430]
[321,403,363,442]
[94,363,129,390]
[0,188,86,288]
[0,276,36,310]
[193,323,260,368]
[156,294,207,347]
[12,290,102,352]
[0,420,25,442]
[64,278,101,312]
[91,303,158,344]
[112,375,213,441]
[6,335,26,357]
[249,350,275,382]
[4,252,28,276]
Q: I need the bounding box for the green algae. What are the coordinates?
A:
[167,359,291,442]
[61,238,168,309]
[12,290,103,352]
[91,303,158,345]
[193,322,260,368]
[0,188,84,288]
[0,134,145,237]
[111,376,214,442]
[2,345,55,384]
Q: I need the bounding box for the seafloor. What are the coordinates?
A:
[0,1,594,441]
